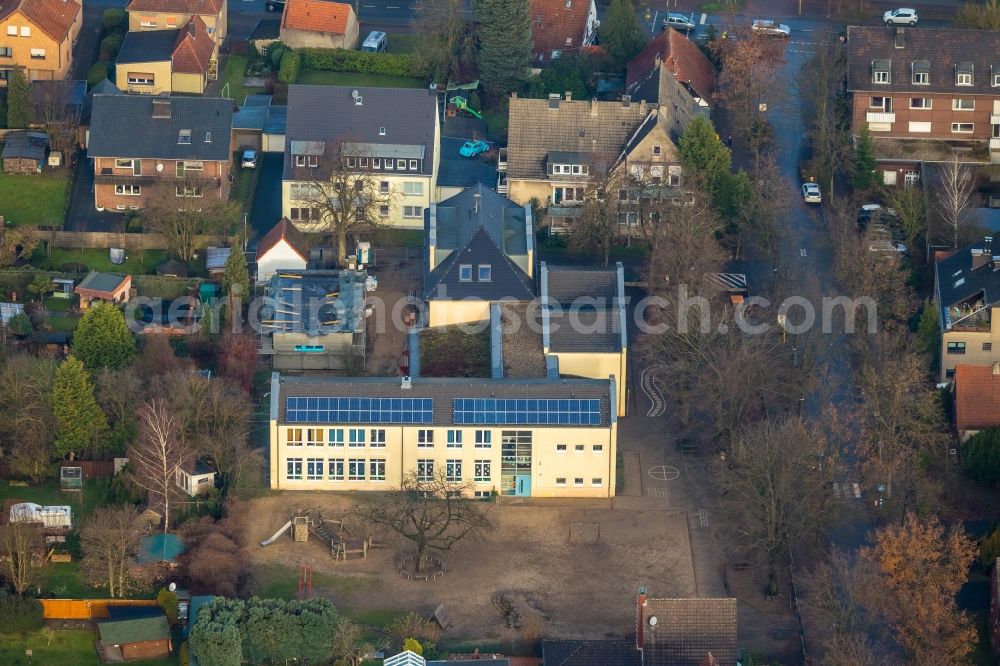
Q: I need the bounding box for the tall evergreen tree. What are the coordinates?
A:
[474,0,532,99]
[73,302,136,371]
[603,0,646,69]
[52,355,108,459]
[6,70,32,129]
[852,123,878,191]
[221,244,250,327]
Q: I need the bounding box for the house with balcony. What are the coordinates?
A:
[126,0,226,42]
[114,17,217,95]
[0,0,82,86]
[847,26,1000,181]
[87,94,234,212]
[935,237,1000,381]
[504,93,684,232]
[529,0,598,64]
[282,85,439,231]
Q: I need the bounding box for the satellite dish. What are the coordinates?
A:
[351,89,360,100]
[156,163,164,173]
[648,616,658,627]
[168,582,176,592]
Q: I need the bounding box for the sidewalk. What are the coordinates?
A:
[651,0,962,19]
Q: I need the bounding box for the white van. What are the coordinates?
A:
[361,31,387,53]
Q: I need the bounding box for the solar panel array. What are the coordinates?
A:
[286,397,434,424]
[453,398,602,425]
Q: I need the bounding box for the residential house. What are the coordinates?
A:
[846,26,1000,179]
[540,263,627,417]
[934,237,1000,381]
[0,0,81,85]
[96,614,172,661]
[529,0,598,64]
[636,592,738,666]
[87,95,234,212]
[280,0,359,50]
[282,85,439,231]
[126,0,226,42]
[626,27,716,138]
[256,217,311,283]
[115,17,218,95]
[1,130,47,173]
[424,184,535,326]
[953,363,1000,441]
[260,269,367,370]
[175,459,216,495]
[504,94,683,232]
[268,371,619,498]
[542,640,642,665]
[74,272,131,308]
[81,79,122,146]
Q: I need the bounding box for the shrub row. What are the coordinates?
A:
[298,48,428,79]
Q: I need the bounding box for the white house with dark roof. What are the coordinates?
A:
[424,184,534,326]
[282,85,440,231]
[256,217,311,283]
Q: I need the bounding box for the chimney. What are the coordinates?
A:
[590,98,597,116]
[635,587,647,650]
[622,94,631,108]
[352,89,362,106]
[401,376,412,390]
[640,99,647,114]
[188,20,196,37]
[994,362,1000,376]
[894,27,905,48]
[548,93,560,111]
[473,192,481,214]
[564,90,572,102]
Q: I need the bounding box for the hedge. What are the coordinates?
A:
[298,48,428,79]
[278,49,300,84]
[0,594,44,634]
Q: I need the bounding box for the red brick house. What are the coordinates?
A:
[953,363,1000,442]
[846,26,1000,172]
[529,0,598,64]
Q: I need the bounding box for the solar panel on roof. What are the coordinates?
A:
[452,398,602,426]
[286,397,433,424]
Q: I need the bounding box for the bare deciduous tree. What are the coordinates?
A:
[81,505,145,598]
[290,143,397,265]
[935,154,975,250]
[354,470,495,572]
[798,40,851,201]
[330,618,376,666]
[0,522,41,594]
[130,399,190,532]
[143,182,241,262]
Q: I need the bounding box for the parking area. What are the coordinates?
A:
[248,152,284,245]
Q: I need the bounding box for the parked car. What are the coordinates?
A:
[265,0,284,11]
[361,31,387,53]
[869,239,908,254]
[857,203,900,232]
[241,150,258,169]
[663,13,696,32]
[460,140,490,158]
[883,8,918,25]
[802,182,822,204]
[751,19,791,37]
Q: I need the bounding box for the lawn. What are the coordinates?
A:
[47,314,79,332]
[0,478,108,524]
[43,296,74,311]
[38,562,100,598]
[229,153,261,214]
[385,34,422,54]
[0,170,70,227]
[375,228,424,248]
[219,55,257,106]
[248,564,364,599]
[0,629,175,666]
[296,70,425,88]
[419,326,490,378]
[32,247,169,275]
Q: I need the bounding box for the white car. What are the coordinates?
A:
[241,149,258,169]
[883,8,918,25]
[663,13,696,32]
[869,239,908,254]
[802,183,822,204]
[751,19,791,37]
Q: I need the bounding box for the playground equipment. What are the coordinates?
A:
[448,95,482,119]
[260,509,379,561]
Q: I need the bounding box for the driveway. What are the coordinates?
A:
[247,152,283,247]
[65,153,124,231]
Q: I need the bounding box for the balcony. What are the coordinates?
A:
[866,111,896,123]
[991,114,1000,125]
[991,138,1000,152]
[497,147,507,172]
[947,304,991,332]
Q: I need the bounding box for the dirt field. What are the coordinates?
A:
[364,248,421,376]
[245,493,696,640]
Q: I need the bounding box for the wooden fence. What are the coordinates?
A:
[38,230,226,251]
[41,599,159,620]
[59,460,116,480]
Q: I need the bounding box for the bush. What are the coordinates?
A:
[299,48,428,79]
[158,588,180,625]
[100,33,124,61]
[266,41,286,68]
[102,8,126,31]
[86,63,109,88]
[963,428,1000,487]
[981,527,1000,565]
[0,594,44,634]
[277,49,300,84]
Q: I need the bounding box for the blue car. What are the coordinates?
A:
[460,140,490,157]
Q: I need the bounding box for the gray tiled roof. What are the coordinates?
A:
[116,28,179,63]
[275,375,613,427]
[642,598,738,666]
[507,97,650,180]
[847,26,1000,94]
[88,95,234,161]
[544,265,618,304]
[76,272,128,293]
[935,237,1000,329]
[283,85,437,179]
[433,184,528,253]
[423,226,535,302]
[542,639,642,666]
[548,308,622,353]
[2,131,48,161]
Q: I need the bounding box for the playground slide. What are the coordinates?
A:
[260,520,292,546]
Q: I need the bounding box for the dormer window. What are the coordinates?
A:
[992,65,1000,87]
[459,265,472,282]
[178,129,191,144]
[379,127,386,136]
[956,62,974,86]
[873,60,891,84]
[912,60,929,85]
[478,265,492,282]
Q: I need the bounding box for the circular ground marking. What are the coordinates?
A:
[647,465,680,481]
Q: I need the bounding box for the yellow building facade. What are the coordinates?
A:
[0,0,82,85]
[269,374,618,498]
